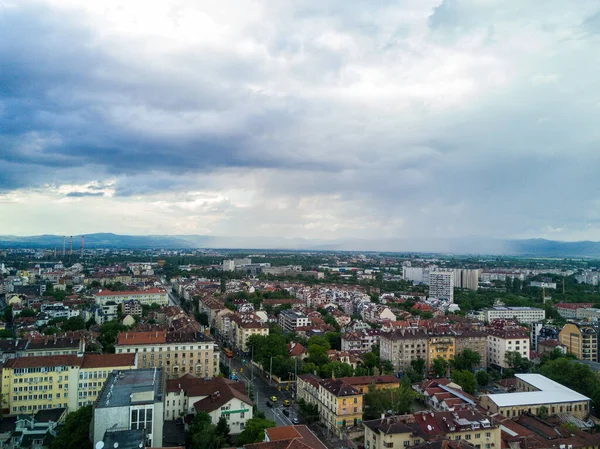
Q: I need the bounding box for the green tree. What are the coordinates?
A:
[62,316,85,331]
[382,360,395,375]
[452,349,481,372]
[50,405,93,449]
[0,329,13,339]
[432,357,449,378]
[537,405,549,419]
[409,358,426,382]
[476,370,490,387]
[504,351,530,373]
[363,378,416,420]
[187,412,224,449]
[216,416,231,444]
[236,418,276,445]
[16,308,36,318]
[452,370,477,395]
[98,321,128,354]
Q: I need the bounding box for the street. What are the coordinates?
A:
[226,353,300,427]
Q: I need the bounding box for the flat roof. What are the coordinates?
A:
[97,369,163,408]
[485,374,589,407]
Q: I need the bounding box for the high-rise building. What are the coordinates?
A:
[559,322,598,362]
[453,269,480,290]
[428,271,454,302]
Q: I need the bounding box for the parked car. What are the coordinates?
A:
[283,400,291,407]
[270,396,278,402]
[292,418,299,425]
[282,409,290,416]
[175,418,184,426]
[266,401,273,407]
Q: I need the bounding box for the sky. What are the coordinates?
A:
[1,0,600,243]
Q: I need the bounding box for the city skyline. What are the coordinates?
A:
[2,1,600,242]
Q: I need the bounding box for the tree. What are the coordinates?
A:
[363,378,416,420]
[452,349,481,372]
[16,308,35,318]
[432,357,449,378]
[504,351,530,373]
[98,321,128,353]
[216,416,231,444]
[196,312,209,326]
[476,370,490,387]
[50,405,93,449]
[452,370,477,395]
[62,316,85,332]
[298,399,319,423]
[382,360,395,375]
[187,412,224,449]
[0,329,13,339]
[236,418,276,445]
[409,358,426,382]
[537,405,549,419]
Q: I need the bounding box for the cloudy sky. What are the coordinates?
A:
[2,0,600,243]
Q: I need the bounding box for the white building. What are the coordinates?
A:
[165,375,253,434]
[428,271,455,303]
[278,310,310,332]
[482,307,545,324]
[530,281,557,289]
[453,269,480,291]
[402,267,428,284]
[222,260,235,272]
[93,288,168,306]
[485,327,530,368]
[93,369,165,448]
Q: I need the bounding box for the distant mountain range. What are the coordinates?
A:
[2,233,600,257]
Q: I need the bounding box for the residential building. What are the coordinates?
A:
[364,410,500,449]
[121,300,143,317]
[427,332,456,369]
[230,314,269,353]
[93,288,168,306]
[379,329,428,372]
[336,375,399,394]
[576,308,600,322]
[402,267,429,284]
[1,353,136,415]
[4,408,66,449]
[92,302,119,325]
[278,310,310,333]
[222,260,235,272]
[485,327,530,368]
[428,271,455,303]
[454,331,487,369]
[26,336,84,357]
[115,330,220,378]
[559,322,598,362]
[318,378,363,438]
[453,269,480,291]
[481,307,545,324]
[479,373,590,419]
[555,303,593,319]
[92,369,165,448]
[245,425,328,449]
[530,281,557,289]
[415,379,476,411]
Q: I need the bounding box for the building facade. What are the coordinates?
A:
[559,323,598,362]
[278,310,310,333]
[482,307,545,324]
[428,271,455,303]
[93,288,168,306]
[115,331,220,378]
[485,327,530,368]
[379,329,428,372]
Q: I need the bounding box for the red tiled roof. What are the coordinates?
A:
[95,288,166,297]
[4,355,81,369]
[80,353,136,369]
[117,331,167,345]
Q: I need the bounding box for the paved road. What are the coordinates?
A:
[226,354,300,427]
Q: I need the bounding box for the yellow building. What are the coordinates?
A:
[230,315,269,353]
[1,353,136,415]
[318,377,363,438]
[559,322,598,362]
[364,410,500,449]
[427,333,456,368]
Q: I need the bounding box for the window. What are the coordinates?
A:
[475,434,480,439]
[465,435,471,441]
[485,433,491,438]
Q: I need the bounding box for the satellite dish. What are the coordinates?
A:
[114,444,119,449]
[95,443,105,449]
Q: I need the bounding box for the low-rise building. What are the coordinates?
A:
[92,368,165,448]
[481,307,545,324]
[485,327,530,368]
[115,330,220,378]
[364,410,499,449]
[379,329,428,372]
[479,373,590,419]
[278,310,310,333]
[4,408,66,449]
[230,314,269,353]
[93,288,168,306]
[121,300,143,317]
[318,377,363,437]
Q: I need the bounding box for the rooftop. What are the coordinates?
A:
[117,331,167,345]
[102,429,145,449]
[484,373,589,407]
[97,369,164,408]
[80,353,136,369]
[94,288,166,297]
[4,354,81,369]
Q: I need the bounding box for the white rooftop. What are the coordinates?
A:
[486,374,589,407]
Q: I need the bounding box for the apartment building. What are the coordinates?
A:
[485,327,530,368]
[318,378,363,437]
[92,369,165,448]
[428,271,455,303]
[165,375,253,434]
[454,331,488,369]
[453,269,480,291]
[93,288,168,306]
[379,329,428,372]
[278,310,310,332]
[555,303,593,319]
[480,374,590,420]
[559,323,598,362]
[115,330,220,378]
[427,332,456,369]
[341,329,381,354]
[364,410,500,449]
[121,300,143,317]
[1,353,136,415]
[230,314,269,353]
[482,307,545,324]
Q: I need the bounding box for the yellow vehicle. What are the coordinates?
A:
[270,396,278,402]
[283,400,291,407]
